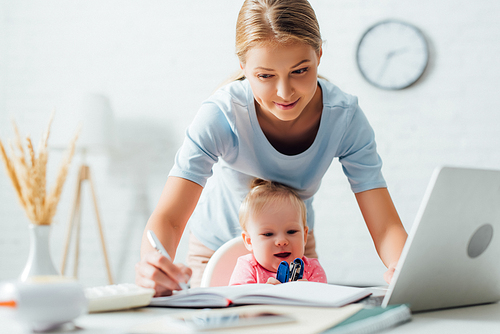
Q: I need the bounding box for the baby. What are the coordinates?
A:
[229,178,327,285]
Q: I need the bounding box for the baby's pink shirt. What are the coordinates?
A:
[228,253,327,285]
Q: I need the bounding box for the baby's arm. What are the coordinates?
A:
[305,258,328,283]
[228,256,258,285]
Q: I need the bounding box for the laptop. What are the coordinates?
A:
[381,166,500,312]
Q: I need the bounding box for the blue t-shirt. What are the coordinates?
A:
[169,78,386,250]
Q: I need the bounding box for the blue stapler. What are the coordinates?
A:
[276,258,305,283]
[289,258,304,281]
[276,261,290,283]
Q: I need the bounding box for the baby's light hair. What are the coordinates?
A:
[239,178,307,232]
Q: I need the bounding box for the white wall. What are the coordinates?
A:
[1,0,500,287]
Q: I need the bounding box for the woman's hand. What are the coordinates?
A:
[383,263,397,284]
[137,177,201,296]
[135,250,192,297]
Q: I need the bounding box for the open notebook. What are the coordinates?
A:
[149,281,371,308]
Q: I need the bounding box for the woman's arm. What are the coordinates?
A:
[355,188,407,283]
[135,176,202,296]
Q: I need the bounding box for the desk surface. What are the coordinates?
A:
[3,301,500,333]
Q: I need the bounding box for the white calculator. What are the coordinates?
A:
[84,283,155,313]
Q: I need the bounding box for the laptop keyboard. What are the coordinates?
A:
[357,295,384,307]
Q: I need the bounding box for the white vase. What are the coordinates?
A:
[20,224,60,281]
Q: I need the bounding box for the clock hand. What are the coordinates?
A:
[389,47,409,57]
[377,55,392,81]
[377,47,410,81]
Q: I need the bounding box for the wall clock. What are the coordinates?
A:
[356,20,429,90]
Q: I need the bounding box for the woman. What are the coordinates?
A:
[135,0,407,296]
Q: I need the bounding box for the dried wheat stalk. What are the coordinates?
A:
[0,114,79,225]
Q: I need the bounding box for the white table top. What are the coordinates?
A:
[390,301,500,333]
[2,301,500,333]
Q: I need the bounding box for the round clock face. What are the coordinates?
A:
[356,20,429,90]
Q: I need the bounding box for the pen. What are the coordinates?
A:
[147,230,188,290]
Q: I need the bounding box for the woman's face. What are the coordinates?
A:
[242,199,308,272]
[241,42,322,122]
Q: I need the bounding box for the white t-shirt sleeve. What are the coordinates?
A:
[169,100,236,187]
[336,98,386,193]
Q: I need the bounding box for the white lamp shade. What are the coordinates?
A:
[77,93,117,152]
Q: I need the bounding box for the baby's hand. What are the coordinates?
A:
[266,277,282,285]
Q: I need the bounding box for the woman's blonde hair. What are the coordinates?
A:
[239,178,307,231]
[228,0,323,83]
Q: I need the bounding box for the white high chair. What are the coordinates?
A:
[199,237,251,287]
